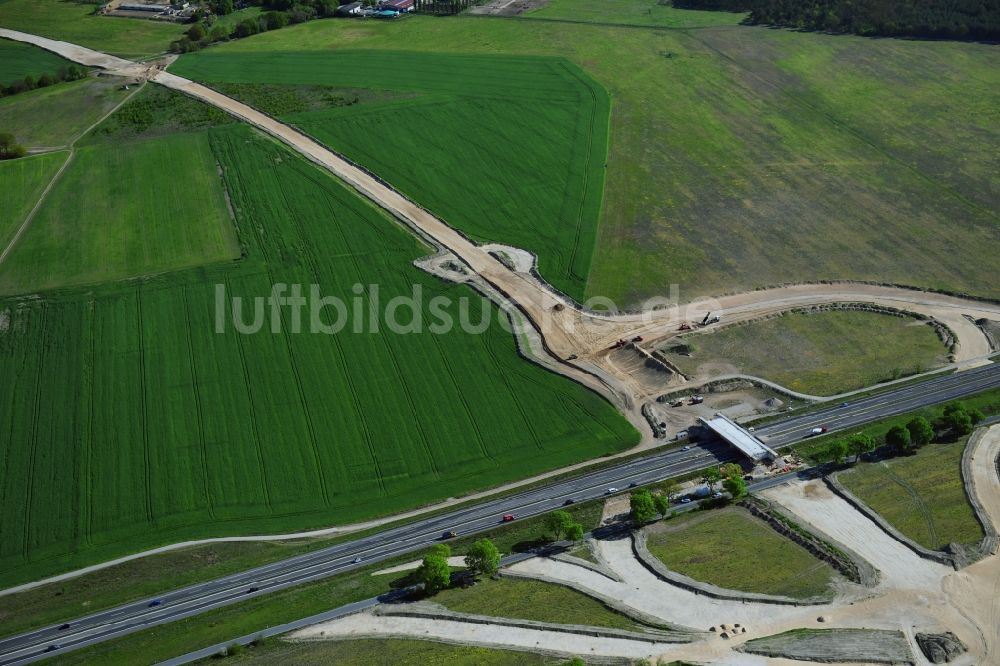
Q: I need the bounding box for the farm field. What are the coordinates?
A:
[171,50,610,300]
[434,576,659,632]
[0,77,130,150]
[0,0,184,59]
[660,309,949,396]
[527,0,746,28]
[0,117,637,587]
[0,152,64,250]
[191,17,1000,307]
[644,507,838,599]
[0,131,240,295]
[838,437,984,551]
[0,38,68,86]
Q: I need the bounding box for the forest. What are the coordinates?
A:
[673,0,1000,40]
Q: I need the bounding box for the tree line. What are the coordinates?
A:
[671,0,1000,40]
[818,401,987,465]
[0,64,87,99]
[171,0,343,53]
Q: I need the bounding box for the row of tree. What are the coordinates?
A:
[819,401,986,465]
[0,65,87,99]
[415,539,501,594]
[629,463,748,524]
[671,0,1000,40]
[0,133,27,161]
[170,0,341,53]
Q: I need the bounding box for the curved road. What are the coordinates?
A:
[1,362,999,664]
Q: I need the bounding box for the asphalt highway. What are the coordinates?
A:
[1,362,998,665]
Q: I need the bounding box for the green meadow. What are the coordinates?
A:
[171,50,610,301]
[0,39,69,86]
[0,90,636,586]
[188,16,1000,307]
[0,152,64,250]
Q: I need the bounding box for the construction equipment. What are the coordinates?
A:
[678,323,692,331]
[689,395,704,405]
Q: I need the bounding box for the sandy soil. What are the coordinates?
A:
[291,611,678,659]
[371,556,468,576]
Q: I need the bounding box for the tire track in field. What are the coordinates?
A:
[83,301,96,547]
[558,61,604,288]
[135,287,154,524]
[268,266,332,507]
[429,332,494,466]
[182,286,216,519]
[291,154,433,492]
[226,276,274,513]
[21,307,48,558]
[482,326,546,451]
[881,462,939,548]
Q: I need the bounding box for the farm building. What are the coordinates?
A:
[117,1,170,11]
[336,1,363,15]
[381,0,414,12]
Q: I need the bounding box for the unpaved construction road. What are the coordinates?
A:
[2,27,998,439]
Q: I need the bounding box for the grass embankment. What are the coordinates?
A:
[838,438,984,551]
[0,39,70,86]
[526,0,746,28]
[661,310,949,396]
[644,507,837,599]
[194,638,555,665]
[0,0,185,59]
[0,85,636,587]
[0,77,130,149]
[434,576,655,632]
[190,16,1000,307]
[171,49,610,301]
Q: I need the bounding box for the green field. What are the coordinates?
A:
[0,0,185,59]
[838,438,984,551]
[527,0,746,28]
[644,507,837,598]
[0,38,69,86]
[0,115,636,586]
[435,576,656,631]
[198,638,555,665]
[0,77,131,150]
[660,309,949,395]
[186,17,1000,307]
[0,131,241,294]
[171,50,609,300]
[0,152,65,249]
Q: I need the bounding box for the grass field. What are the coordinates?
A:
[838,438,984,551]
[171,50,610,300]
[0,77,130,149]
[0,131,241,294]
[0,152,65,250]
[0,117,636,587]
[527,0,746,28]
[660,310,949,395]
[0,38,69,86]
[198,638,556,665]
[0,0,185,59]
[644,507,837,599]
[189,17,1000,307]
[435,576,656,631]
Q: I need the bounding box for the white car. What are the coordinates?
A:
[681,445,691,451]
[605,487,618,494]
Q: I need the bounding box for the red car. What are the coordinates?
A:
[501,514,515,522]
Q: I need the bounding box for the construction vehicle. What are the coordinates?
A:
[671,399,684,408]
[632,335,643,342]
[678,323,692,331]
[689,395,704,405]
[609,338,627,350]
